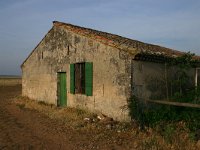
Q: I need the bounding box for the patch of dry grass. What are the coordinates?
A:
[12,96,200,150]
[13,96,95,129]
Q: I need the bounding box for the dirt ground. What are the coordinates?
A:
[0,84,199,150]
[0,85,136,150]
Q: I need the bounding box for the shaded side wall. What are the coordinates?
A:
[132,60,196,100]
[22,26,132,121]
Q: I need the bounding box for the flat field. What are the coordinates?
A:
[0,77,21,86]
[0,81,199,150]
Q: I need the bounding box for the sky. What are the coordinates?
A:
[0,0,200,75]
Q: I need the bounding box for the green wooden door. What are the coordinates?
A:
[58,72,67,106]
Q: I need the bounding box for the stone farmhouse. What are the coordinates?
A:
[21,21,200,121]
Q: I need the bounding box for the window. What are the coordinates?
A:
[75,63,85,94]
[70,62,93,96]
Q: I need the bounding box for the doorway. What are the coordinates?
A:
[57,72,67,106]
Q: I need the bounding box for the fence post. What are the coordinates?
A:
[195,68,198,88]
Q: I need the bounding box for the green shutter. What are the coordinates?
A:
[70,64,75,94]
[85,62,93,96]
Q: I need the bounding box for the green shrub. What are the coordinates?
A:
[128,96,200,132]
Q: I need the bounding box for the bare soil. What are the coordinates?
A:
[0,84,199,150]
[0,85,136,150]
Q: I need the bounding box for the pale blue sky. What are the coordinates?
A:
[0,0,200,75]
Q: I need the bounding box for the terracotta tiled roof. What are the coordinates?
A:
[53,21,200,60]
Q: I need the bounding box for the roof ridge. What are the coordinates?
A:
[52,21,196,58]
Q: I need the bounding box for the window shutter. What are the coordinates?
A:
[70,64,75,94]
[85,62,93,96]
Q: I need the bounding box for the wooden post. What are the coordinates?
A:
[195,68,198,88]
[195,68,199,102]
[165,62,169,100]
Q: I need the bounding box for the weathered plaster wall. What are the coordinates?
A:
[132,60,196,100]
[22,26,132,121]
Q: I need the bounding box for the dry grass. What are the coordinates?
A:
[13,96,95,129]
[12,96,200,150]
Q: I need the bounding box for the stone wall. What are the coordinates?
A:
[22,26,132,121]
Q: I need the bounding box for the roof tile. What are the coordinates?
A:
[53,21,200,60]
